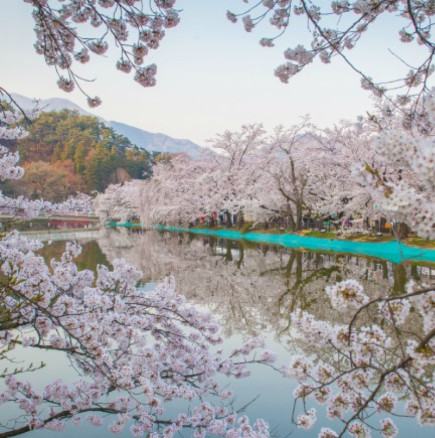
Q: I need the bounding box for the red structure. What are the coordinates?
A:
[48,215,99,229]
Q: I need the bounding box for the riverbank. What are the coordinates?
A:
[149,225,435,265]
[21,227,101,242]
[22,226,100,235]
[247,227,434,249]
[2,215,100,232]
[170,224,435,249]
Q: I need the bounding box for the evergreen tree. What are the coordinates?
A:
[2,110,155,199]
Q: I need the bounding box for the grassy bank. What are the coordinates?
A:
[189,223,435,249]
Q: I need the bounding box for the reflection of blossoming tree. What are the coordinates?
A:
[96,229,420,338]
[96,226,435,436]
[98,228,289,337]
[287,279,434,437]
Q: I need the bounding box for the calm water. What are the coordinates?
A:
[7,229,435,437]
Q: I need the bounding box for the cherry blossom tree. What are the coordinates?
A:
[1,1,182,108]
[280,96,435,436]
[305,121,385,227]
[262,120,319,230]
[229,0,435,112]
[139,126,268,228]
[136,112,434,239]
[206,124,267,224]
[1,109,277,438]
[54,192,94,216]
[139,153,215,226]
[357,94,435,239]
[94,180,143,222]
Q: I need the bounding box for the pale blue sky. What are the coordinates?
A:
[1,0,430,145]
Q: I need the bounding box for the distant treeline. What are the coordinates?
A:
[2,109,159,201]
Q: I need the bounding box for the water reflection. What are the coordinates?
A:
[32,229,435,437]
[39,238,112,272]
[96,229,433,341]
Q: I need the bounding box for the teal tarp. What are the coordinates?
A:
[110,223,435,264]
[106,222,141,228]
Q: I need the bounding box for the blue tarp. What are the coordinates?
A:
[110,223,435,264]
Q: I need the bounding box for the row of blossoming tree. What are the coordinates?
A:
[1,1,435,438]
[98,108,432,241]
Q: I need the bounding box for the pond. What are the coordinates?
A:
[4,228,435,438]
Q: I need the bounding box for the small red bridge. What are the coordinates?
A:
[46,215,99,229]
[0,215,100,231]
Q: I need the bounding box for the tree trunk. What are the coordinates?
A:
[288,213,296,231]
[295,205,303,231]
[225,211,232,227]
[393,222,410,240]
[238,211,245,227]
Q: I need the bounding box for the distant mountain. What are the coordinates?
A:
[11,93,102,120]
[109,121,204,157]
[10,93,205,157]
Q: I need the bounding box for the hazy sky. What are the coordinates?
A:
[1,0,430,145]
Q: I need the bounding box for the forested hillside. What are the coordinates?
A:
[1,109,154,201]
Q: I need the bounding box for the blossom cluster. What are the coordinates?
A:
[0,238,275,436]
[229,0,435,100]
[94,180,142,222]
[26,0,182,105]
[326,279,368,310]
[356,92,435,239]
